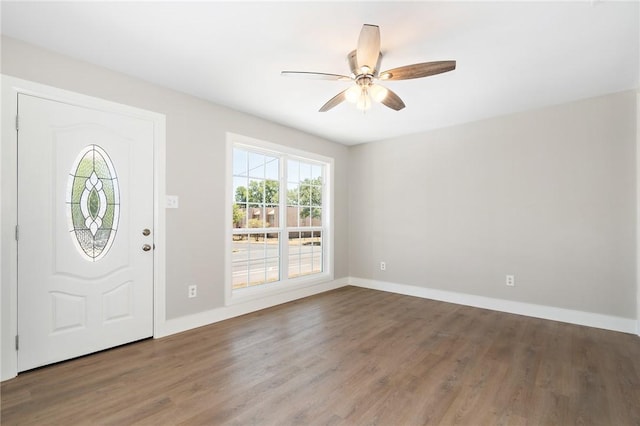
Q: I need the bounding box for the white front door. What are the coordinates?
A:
[17,93,154,372]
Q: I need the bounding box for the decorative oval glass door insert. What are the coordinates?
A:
[66,144,120,261]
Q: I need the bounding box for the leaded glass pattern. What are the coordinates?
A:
[66,145,120,261]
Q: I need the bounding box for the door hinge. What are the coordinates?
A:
[15,115,19,131]
[15,335,19,351]
[15,225,19,241]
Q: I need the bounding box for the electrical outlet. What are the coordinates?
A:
[188,284,197,298]
[380,261,386,271]
[166,195,179,209]
[506,275,515,287]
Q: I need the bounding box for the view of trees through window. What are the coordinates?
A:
[232,146,325,290]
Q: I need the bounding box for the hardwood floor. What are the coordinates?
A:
[2,286,640,425]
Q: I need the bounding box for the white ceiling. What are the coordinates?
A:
[2,1,638,145]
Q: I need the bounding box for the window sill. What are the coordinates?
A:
[226,272,333,306]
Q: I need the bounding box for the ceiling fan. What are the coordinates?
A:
[281,24,456,112]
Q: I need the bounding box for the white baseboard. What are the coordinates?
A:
[155,277,349,338]
[349,277,637,334]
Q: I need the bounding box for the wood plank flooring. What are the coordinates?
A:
[2,286,640,425]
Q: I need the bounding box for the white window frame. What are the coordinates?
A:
[225,133,334,305]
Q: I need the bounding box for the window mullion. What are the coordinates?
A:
[280,154,288,282]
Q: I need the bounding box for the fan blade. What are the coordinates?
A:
[356,24,380,73]
[348,50,358,75]
[281,71,351,81]
[319,90,348,112]
[379,60,456,81]
[349,50,383,77]
[379,87,406,111]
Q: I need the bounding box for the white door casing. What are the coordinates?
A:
[17,94,154,371]
[636,90,640,337]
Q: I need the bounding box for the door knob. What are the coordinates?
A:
[142,228,151,236]
[142,244,152,252]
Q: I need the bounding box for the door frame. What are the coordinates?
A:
[636,89,640,337]
[1,75,167,380]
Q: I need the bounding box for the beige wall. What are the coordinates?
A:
[1,35,637,326]
[1,36,350,320]
[349,91,637,318]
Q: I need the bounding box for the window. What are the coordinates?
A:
[227,134,332,301]
[66,144,120,262]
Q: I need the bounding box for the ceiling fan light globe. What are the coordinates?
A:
[370,84,388,102]
[345,85,362,103]
[356,91,371,111]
